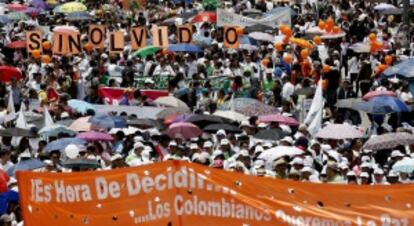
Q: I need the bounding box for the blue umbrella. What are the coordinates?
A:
[354,96,410,114]
[383,58,414,78]
[0,15,11,24]
[30,0,49,10]
[68,99,96,114]
[8,159,45,176]
[168,44,202,53]
[240,36,258,45]
[65,12,92,21]
[45,137,86,152]
[24,7,42,15]
[89,115,128,128]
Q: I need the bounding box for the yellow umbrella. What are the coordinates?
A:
[46,0,58,5]
[290,37,314,49]
[58,1,87,13]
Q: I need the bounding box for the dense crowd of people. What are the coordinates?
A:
[0,0,414,225]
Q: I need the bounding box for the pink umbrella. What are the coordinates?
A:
[363,90,397,101]
[69,117,94,132]
[6,3,28,11]
[259,114,299,126]
[53,25,79,34]
[76,131,113,142]
[166,122,202,139]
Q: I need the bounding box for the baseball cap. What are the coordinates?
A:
[220,139,229,145]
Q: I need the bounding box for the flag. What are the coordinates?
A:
[203,0,219,10]
[44,106,54,128]
[304,80,324,135]
[4,91,16,123]
[16,107,28,129]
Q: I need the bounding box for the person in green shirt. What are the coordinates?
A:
[263,70,275,92]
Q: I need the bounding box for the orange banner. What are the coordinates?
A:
[17,161,414,226]
[223,26,239,48]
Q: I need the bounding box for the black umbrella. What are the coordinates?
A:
[244,24,274,33]
[127,119,164,130]
[253,128,286,141]
[186,114,224,128]
[62,159,101,170]
[203,124,242,133]
[0,128,37,137]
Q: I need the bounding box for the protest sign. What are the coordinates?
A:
[26,30,42,53]
[18,161,414,226]
[130,27,147,50]
[89,25,106,48]
[177,24,193,43]
[52,31,81,55]
[109,32,125,54]
[223,26,240,48]
[152,26,169,47]
[217,8,291,28]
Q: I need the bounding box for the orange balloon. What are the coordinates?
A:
[83,43,93,52]
[370,41,383,53]
[326,17,334,28]
[274,42,283,51]
[313,35,321,45]
[42,41,51,50]
[279,24,288,33]
[32,49,41,59]
[262,58,270,67]
[283,36,290,44]
[368,33,377,42]
[300,49,309,59]
[283,54,293,64]
[318,20,326,30]
[283,27,293,37]
[42,55,51,64]
[332,26,340,34]
[323,64,331,73]
[236,27,244,36]
[384,55,393,65]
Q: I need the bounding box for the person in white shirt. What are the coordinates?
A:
[282,76,294,101]
[153,58,176,77]
[0,150,14,173]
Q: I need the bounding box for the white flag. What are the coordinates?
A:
[4,91,16,123]
[16,107,28,129]
[304,81,325,135]
[44,106,54,127]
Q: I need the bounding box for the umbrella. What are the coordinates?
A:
[156,107,191,119]
[259,114,299,126]
[134,46,161,58]
[164,114,179,125]
[68,99,96,114]
[44,138,86,152]
[6,12,29,21]
[348,42,370,53]
[321,32,347,39]
[254,128,286,141]
[335,98,364,109]
[305,26,324,35]
[24,7,42,15]
[65,12,92,21]
[315,123,364,139]
[242,9,263,18]
[203,124,242,133]
[363,132,414,150]
[6,3,27,11]
[76,131,114,142]
[0,66,22,82]
[89,115,128,128]
[38,125,76,137]
[213,110,249,122]
[244,24,274,33]
[258,146,303,164]
[0,128,36,137]
[185,114,224,128]
[127,118,164,129]
[353,96,410,114]
[193,35,212,47]
[248,32,274,42]
[362,90,397,101]
[240,36,258,45]
[392,158,414,173]
[30,0,48,10]
[191,11,216,23]
[10,159,44,176]
[0,16,11,24]
[56,1,87,13]
[154,96,189,109]
[62,159,100,169]
[5,41,26,49]
[166,122,202,139]
[374,3,402,14]
[238,44,259,51]
[383,58,414,79]
[172,113,195,123]
[168,44,202,53]
[69,116,93,132]
[53,25,79,33]
[220,98,279,117]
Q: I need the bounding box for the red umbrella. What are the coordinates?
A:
[0,66,23,83]
[363,90,397,101]
[6,3,28,11]
[166,122,202,139]
[6,41,26,49]
[192,12,217,23]
[259,114,299,126]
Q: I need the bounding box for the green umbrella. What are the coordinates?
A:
[7,12,29,21]
[134,46,161,58]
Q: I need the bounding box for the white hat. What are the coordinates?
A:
[362,149,373,154]
[374,168,384,175]
[169,141,177,147]
[346,171,356,177]
[263,142,272,148]
[133,142,144,150]
[257,122,268,128]
[43,160,53,166]
[253,159,265,169]
[361,162,372,168]
[220,139,229,145]
[388,170,398,177]
[203,141,213,148]
[360,172,370,178]
[300,166,313,173]
[239,150,250,158]
[361,156,371,162]
[134,136,144,143]
[339,162,349,170]
[391,150,404,158]
[254,145,264,154]
[290,157,304,165]
[190,143,199,150]
[216,129,226,136]
[111,154,123,161]
[212,150,224,159]
[327,150,340,162]
[280,136,293,144]
[240,120,251,127]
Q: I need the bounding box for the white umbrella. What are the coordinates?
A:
[248,32,274,42]
[154,96,189,109]
[374,3,402,14]
[258,146,303,169]
[392,158,414,173]
[39,125,77,137]
[348,42,370,53]
[321,32,346,39]
[305,26,324,35]
[315,123,364,139]
[213,110,249,122]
